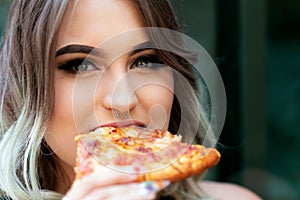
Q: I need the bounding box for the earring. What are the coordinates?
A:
[113,109,129,119]
[113,109,121,118]
[124,112,129,119]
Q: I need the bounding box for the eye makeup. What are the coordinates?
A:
[57,58,98,74]
[131,55,164,69]
[129,49,165,70]
[55,42,166,75]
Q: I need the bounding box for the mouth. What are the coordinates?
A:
[90,120,146,132]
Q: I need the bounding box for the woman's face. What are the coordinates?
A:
[46,0,174,171]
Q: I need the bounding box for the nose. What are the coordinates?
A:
[102,71,138,114]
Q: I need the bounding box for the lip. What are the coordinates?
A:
[90,120,146,132]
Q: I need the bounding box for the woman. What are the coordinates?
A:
[0,0,261,199]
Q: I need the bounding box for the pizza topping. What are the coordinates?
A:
[135,146,151,153]
[86,140,98,151]
[74,125,221,182]
[121,137,130,144]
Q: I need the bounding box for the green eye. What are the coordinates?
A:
[58,59,98,74]
[75,62,89,71]
[131,55,164,69]
[135,58,148,67]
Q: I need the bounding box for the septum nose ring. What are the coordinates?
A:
[113,109,129,119]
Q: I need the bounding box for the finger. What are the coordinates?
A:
[83,181,170,200]
[65,166,138,199]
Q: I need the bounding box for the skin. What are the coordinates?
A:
[45,0,261,199]
[199,181,263,200]
[46,0,173,198]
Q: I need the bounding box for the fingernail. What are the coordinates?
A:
[139,180,170,195]
[153,180,171,190]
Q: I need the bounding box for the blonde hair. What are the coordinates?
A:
[0,0,69,199]
[0,0,214,199]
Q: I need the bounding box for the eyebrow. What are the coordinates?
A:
[55,44,102,57]
[55,41,156,57]
[130,41,156,55]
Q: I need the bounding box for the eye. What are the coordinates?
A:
[58,58,98,74]
[131,55,164,69]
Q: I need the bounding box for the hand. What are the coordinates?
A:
[63,166,169,200]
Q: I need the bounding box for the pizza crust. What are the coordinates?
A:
[74,125,221,183]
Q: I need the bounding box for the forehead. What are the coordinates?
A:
[56,0,147,51]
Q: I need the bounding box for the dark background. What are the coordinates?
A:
[172,0,300,199]
[1,0,300,199]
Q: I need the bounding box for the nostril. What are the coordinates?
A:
[103,92,138,113]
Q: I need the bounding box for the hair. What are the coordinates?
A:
[0,0,213,199]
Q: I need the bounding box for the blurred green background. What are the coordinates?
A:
[1,0,299,199]
[172,0,300,199]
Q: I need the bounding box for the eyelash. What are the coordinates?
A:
[57,58,97,74]
[57,55,165,74]
[131,55,164,69]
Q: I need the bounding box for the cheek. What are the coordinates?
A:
[139,85,174,130]
[46,77,78,167]
[47,74,104,166]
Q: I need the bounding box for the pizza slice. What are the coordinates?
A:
[74,125,220,183]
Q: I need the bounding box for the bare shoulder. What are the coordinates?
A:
[199,180,262,200]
